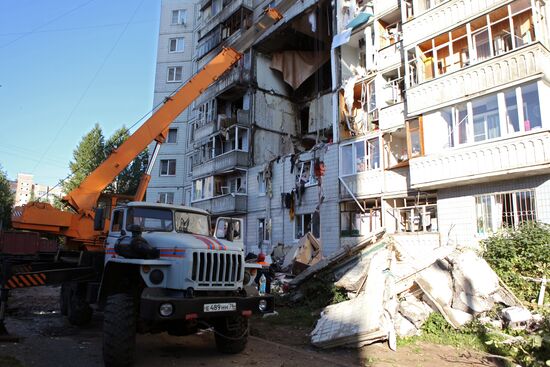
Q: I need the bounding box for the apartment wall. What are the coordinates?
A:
[438,174,550,248]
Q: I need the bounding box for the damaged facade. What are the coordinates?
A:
[147,0,550,255]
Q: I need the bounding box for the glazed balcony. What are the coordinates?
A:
[379,102,405,131]
[339,166,409,199]
[374,0,399,16]
[378,41,403,71]
[197,0,253,39]
[409,129,550,189]
[406,43,550,115]
[402,0,509,47]
[192,150,249,178]
[193,194,247,215]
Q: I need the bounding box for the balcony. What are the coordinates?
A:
[339,167,409,199]
[193,150,249,178]
[193,194,247,215]
[402,0,509,47]
[406,43,550,115]
[197,0,253,40]
[378,41,402,71]
[194,121,216,141]
[379,102,405,132]
[195,61,251,106]
[409,130,550,189]
[374,0,399,17]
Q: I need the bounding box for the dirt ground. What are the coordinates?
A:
[0,287,504,367]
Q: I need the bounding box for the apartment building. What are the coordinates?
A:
[13,173,62,206]
[148,0,550,255]
[146,0,200,206]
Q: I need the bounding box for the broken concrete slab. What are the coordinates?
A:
[501,306,532,330]
[290,228,385,287]
[398,296,433,329]
[394,312,419,338]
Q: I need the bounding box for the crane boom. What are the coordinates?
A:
[11,1,293,249]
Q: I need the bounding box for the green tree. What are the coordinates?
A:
[103,126,148,196]
[62,123,105,194]
[0,166,14,229]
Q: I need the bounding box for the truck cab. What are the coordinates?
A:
[99,202,273,366]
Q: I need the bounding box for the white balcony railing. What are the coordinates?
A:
[410,130,550,188]
[379,102,405,132]
[377,41,402,71]
[374,0,399,16]
[193,194,247,215]
[193,150,249,178]
[339,166,409,199]
[402,0,509,47]
[406,43,550,115]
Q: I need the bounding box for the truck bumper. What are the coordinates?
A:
[139,288,274,321]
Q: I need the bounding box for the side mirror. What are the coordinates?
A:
[127,224,142,236]
[94,208,105,231]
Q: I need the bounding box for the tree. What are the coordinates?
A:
[104,127,148,196]
[61,124,147,201]
[62,123,105,194]
[0,166,14,229]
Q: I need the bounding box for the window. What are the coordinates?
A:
[127,208,173,232]
[258,218,270,244]
[167,66,183,82]
[160,159,176,176]
[340,138,381,176]
[340,201,382,237]
[171,9,187,25]
[158,192,174,204]
[213,127,248,156]
[296,161,318,187]
[257,172,266,195]
[295,213,320,240]
[472,95,500,141]
[391,195,438,233]
[192,176,213,201]
[169,37,184,53]
[406,118,424,157]
[167,128,177,143]
[476,189,536,234]
[111,210,123,232]
[188,156,193,176]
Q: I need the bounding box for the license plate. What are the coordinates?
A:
[204,302,236,313]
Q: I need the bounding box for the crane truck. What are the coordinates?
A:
[1,2,296,365]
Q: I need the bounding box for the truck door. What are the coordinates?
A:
[105,209,125,248]
[214,217,244,247]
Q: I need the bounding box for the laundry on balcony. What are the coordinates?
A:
[270,50,330,89]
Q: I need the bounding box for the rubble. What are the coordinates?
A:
[278,232,525,351]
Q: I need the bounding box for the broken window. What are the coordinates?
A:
[212,173,246,196]
[221,8,252,40]
[296,160,318,187]
[192,176,213,201]
[340,200,382,237]
[340,137,381,176]
[390,194,438,233]
[295,213,319,240]
[214,126,248,156]
[383,129,408,168]
[476,189,536,234]
[258,218,270,244]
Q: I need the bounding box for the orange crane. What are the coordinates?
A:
[11,3,293,251]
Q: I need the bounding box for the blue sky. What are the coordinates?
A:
[0,0,161,186]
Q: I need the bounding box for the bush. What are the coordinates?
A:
[481,222,550,304]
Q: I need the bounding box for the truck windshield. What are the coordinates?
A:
[174,211,209,236]
[127,208,173,232]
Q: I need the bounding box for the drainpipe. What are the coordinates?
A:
[331,0,340,144]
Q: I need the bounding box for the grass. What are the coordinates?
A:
[0,355,25,367]
[258,304,318,328]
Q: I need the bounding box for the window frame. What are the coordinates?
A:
[167,66,183,83]
[158,192,175,204]
[258,218,270,244]
[166,128,178,144]
[257,171,266,196]
[294,213,319,240]
[339,137,382,177]
[159,159,177,176]
[168,37,185,53]
[406,117,425,158]
[171,9,187,25]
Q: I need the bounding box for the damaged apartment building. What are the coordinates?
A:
[147,0,550,255]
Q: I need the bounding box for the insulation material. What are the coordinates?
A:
[308,94,333,133]
[333,241,386,291]
[270,51,330,90]
[311,248,392,348]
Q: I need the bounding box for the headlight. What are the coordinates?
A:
[159,303,173,317]
[149,269,164,284]
[259,299,267,312]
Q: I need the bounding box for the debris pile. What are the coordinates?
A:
[278,230,530,350]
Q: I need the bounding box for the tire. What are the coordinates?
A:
[60,283,70,316]
[214,316,248,354]
[103,293,137,367]
[67,285,93,326]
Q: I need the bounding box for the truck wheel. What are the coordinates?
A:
[103,293,137,367]
[60,283,70,316]
[67,286,93,326]
[214,316,248,354]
